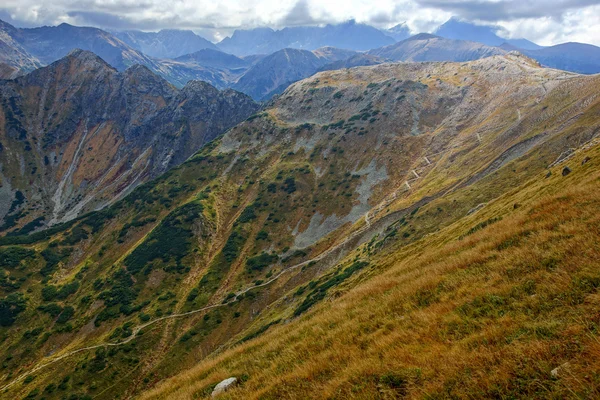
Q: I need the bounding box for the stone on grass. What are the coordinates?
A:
[211,377,237,397]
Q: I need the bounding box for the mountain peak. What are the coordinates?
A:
[62,48,115,70]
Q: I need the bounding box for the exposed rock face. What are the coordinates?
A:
[0,50,258,231]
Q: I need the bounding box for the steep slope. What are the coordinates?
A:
[435,17,543,49]
[143,142,600,399]
[370,33,506,62]
[218,20,394,56]
[0,50,258,231]
[0,63,17,79]
[113,29,218,59]
[1,54,599,400]
[0,21,42,76]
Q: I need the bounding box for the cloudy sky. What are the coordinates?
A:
[0,0,599,45]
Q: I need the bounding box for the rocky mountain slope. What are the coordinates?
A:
[0,50,258,232]
[0,22,42,76]
[113,29,218,59]
[1,53,599,399]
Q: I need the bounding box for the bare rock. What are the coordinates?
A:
[562,166,572,176]
[551,362,571,378]
[211,377,237,397]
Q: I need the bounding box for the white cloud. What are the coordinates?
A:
[0,0,599,45]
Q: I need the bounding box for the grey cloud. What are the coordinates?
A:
[415,0,600,21]
[280,0,327,27]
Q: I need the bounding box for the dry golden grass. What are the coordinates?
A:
[138,144,600,399]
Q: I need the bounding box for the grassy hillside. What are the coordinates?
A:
[1,54,599,399]
[142,137,600,399]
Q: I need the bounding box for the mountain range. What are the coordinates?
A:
[2,17,600,103]
[112,29,218,59]
[1,49,599,399]
[217,20,395,56]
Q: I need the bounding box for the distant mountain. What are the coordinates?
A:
[113,29,218,59]
[503,42,600,74]
[369,33,506,62]
[232,47,360,100]
[318,54,388,72]
[0,21,41,76]
[218,20,395,56]
[0,19,160,71]
[312,46,358,62]
[0,19,238,89]
[0,62,17,79]
[233,48,328,100]
[382,23,411,41]
[175,48,248,69]
[0,50,258,227]
[435,18,543,50]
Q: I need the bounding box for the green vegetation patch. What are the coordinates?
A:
[294,261,369,316]
[246,252,279,272]
[124,202,203,275]
[0,246,35,268]
[0,292,27,326]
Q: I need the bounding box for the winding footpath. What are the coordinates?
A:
[0,203,382,393]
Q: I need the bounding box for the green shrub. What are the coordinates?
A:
[246,253,279,272]
[0,246,35,268]
[124,202,203,274]
[56,306,75,324]
[0,292,27,326]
